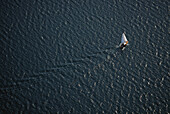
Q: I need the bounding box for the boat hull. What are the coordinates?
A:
[120,44,127,50]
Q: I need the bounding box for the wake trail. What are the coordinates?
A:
[37,46,119,73]
[7,46,120,83]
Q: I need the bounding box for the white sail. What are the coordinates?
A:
[121,33,128,44]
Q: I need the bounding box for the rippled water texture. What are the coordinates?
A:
[0,0,169,113]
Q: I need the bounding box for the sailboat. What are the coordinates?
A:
[120,33,128,50]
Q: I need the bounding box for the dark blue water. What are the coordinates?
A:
[0,0,169,113]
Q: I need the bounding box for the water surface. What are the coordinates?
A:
[0,0,169,113]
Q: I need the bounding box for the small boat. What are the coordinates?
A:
[120,33,128,50]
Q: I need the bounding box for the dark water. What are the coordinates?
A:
[0,0,169,113]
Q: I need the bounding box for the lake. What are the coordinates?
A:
[0,0,169,113]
